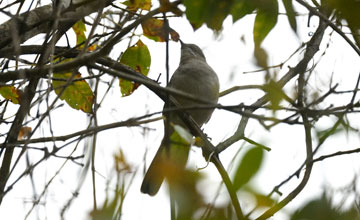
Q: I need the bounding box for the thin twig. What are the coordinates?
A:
[296,0,360,56]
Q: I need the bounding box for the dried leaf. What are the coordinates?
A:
[142,18,167,42]
[18,126,32,140]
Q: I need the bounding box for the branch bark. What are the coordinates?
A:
[0,0,114,49]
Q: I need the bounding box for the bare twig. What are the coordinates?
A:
[216,16,328,153]
[295,0,360,56]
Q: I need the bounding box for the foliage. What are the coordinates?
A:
[0,0,360,220]
[52,70,94,113]
[0,86,22,104]
[233,146,264,191]
[119,40,151,96]
[291,193,359,220]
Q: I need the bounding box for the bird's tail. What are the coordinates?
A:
[141,141,166,196]
[141,135,191,196]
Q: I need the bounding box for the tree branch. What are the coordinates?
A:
[216,15,328,153]
[295,0,360,56]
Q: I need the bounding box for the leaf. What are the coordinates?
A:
[262,80,286,112]
[88,44,97,51]
[205,0,232,31]
[289,193,358,220]
[253,0,278,47]
[0,85,22,104]
[243,137,271,151]
[183,0,232,31]
[315,120,343,144]
[18,126,32,140]
[327,0,360,28]
[72,20,87,48]
[231,0,256,22]
[141,18,180,42]
[159,0,182,15]
[119,40,151,96]
[183,0,207,30]
[142,18,167,42]
[327,0,360,49]
[282,0,297,33]
[52,71,94,113]
[169,29,180,42]
[254,45,269,68]
[244,187,275,207]
[233,146,264,191]
[114,149,131,172]
[253,192,275,207]
[123,0,151,11]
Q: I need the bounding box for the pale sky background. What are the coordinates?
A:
[1,1,360,220]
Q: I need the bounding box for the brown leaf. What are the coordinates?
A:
[18,126,32,140]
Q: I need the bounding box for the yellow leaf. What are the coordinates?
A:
[72,20,87,48]
[0,85,22,104]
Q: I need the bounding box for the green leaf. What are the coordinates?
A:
[282,0,297,32]
[205,0,232,31]
[326,0,360,49]
[184,0,232,31]
[254,45,269,68]
[263,80,287,112]
[52,71,94,113]
[253,0,278,47]
[119,79,139,97]
[183,0,207,30]
[119,40,151,96]
[231,0,256,22]
[327,0,360,29]
[72,20,87,47]
[233,146,264,191]
[244,187,275,207]
[316,119,343,144]
[290,193,358,220]
[0,85,21,104]
[243,137,271,151]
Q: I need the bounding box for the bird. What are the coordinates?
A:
[140,41,219,196]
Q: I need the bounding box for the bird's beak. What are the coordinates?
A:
[179,39,184,46]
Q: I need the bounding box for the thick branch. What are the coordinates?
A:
[0,0,114,49]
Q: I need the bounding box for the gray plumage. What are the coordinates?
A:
[141,42,219,196]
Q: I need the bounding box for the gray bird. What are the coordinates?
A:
[141,41,219,196]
